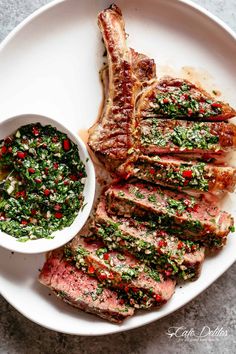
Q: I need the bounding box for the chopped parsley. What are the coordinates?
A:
[151,84,222,119]
[137,161,209,191]
[141,120,220,151]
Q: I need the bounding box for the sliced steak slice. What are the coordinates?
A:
[93,199,205,279]
[105,182,233,246]
[39,249,134,323]
[68,235,175,309]
[136,77,236,122]
[88,4,156,168]
[117,155,236,193]
[139,119,236,156]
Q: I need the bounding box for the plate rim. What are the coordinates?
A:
[0,0,236,336]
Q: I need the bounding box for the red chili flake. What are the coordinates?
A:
[187,108,193,116]
[28,168,35,174]
[35,178,42,184]
[64,180,70,186]
[70,174,78,181]
[16,190,26,199]
[32,126,40,136]
[124,286,129,293]
[54,212,63,219]
[182,170,193,178]
[108,272,114,280]
[155,294,162,302]
[31,209,37,216]
[63,139,70,151]
[183,180,189,186]
[187,203,199,213]
[149,167,155,175]
[191,245,197,252]
[199,108,205,114]
[184,93,189,99]
[192,204,199,212]
[99,273,107,280]
[54,204,61,211]
[177,241,184,249]
[119,299,125,305]
[53,163,59,170]
[211,102,222,108]
[103,253,110,261]
[44,189,51,196]
[42,143,47,149]
[164,270,172,277]
[163,98,169,104]
[130,287,138,294]
[158,240,167,248]
[8,147,12,153]
[88,266,95,274]
[21,220,28,226]
[44,167,49,175]
[52,136,58,143]
[1,145,7,154]
[119,240,126,246]
[17,151,26,159]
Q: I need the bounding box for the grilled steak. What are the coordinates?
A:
[68,235,176,308]
[88,4,156,167]
[136,77,236,122]
[39,4,236,324]
[118,155,236,193]
[93,199,205,279]
[89,5,236,170]
[105,182,233,246]
[139,119,236,156]
[39,249,134,323]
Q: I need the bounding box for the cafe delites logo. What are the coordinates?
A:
[166,326,228,342]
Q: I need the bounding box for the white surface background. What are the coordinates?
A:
[0,0,236,353]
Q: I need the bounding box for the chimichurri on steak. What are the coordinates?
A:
[0,123,86,241]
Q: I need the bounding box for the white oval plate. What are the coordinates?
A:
[0,0,236,335]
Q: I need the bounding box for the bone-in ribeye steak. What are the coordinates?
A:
[88,5,236,181]
[39,4,236,324]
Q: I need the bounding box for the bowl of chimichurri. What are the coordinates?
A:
[0,114,95,253]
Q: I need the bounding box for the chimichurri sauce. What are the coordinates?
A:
[0,123,86,241]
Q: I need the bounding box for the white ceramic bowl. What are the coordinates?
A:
[0,114,95,254]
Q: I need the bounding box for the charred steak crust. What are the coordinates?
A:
[39,249,134,323]
[88,4,156,167]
